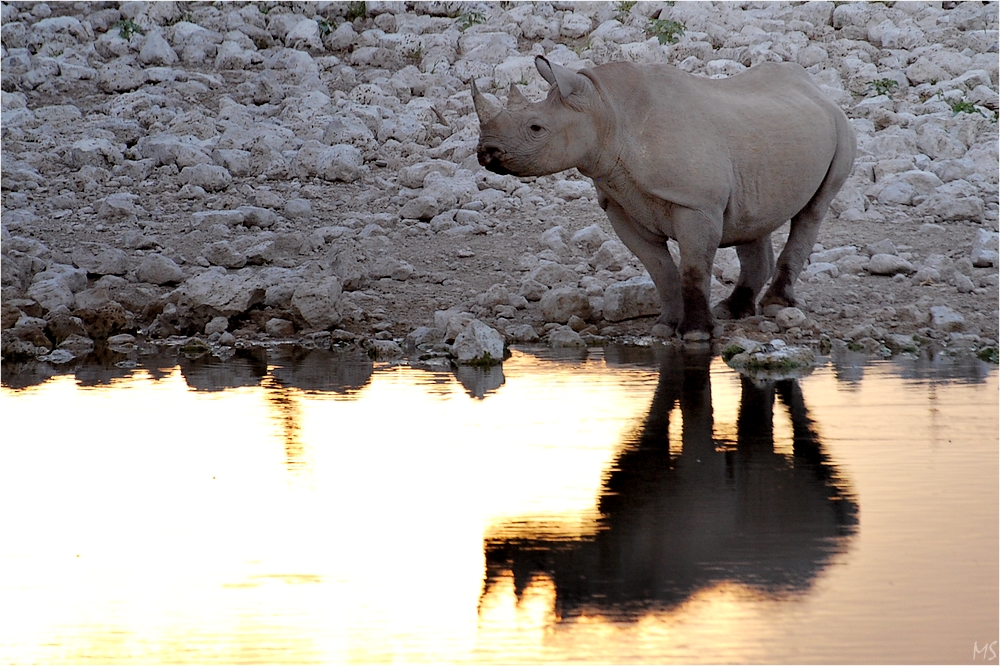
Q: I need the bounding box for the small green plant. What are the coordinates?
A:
[404,44,423,61]
[648,18,685,44]
[346,1,367,21]
[114,19,144,40]
[865,78,899,97]
[317,18,332,37]
[456,10,486,31]
[978,347,999,364]
[614,0,637,22]
[938,91,988,117]
[721,344,746,362]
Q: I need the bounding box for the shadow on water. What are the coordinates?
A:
[481,346,859,620]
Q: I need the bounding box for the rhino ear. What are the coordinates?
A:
[535,55,590,100]
[507,83,529,111]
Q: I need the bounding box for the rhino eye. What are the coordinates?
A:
[530,124,544,134]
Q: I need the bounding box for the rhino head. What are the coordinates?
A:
[474,56,603,177]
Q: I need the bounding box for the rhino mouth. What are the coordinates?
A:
[477,143,512,175]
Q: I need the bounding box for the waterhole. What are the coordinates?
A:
[1,346,996,664]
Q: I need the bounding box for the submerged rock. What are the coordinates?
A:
[723,338,817,380]
[451,319,506,366]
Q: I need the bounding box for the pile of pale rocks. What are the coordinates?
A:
[1,0,998,368]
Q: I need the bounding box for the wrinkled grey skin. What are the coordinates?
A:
[474,56,856,341]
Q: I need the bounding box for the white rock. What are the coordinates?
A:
[215,40,253,70]
[284,198,312,220]
[452,319,506,365]
[179,163,233,192]
[915,125,967,161]
[138,30,178,66]
[571,224,610,253]
[98,59,147,92]
[137,134,213,168]
[291,276,343,330]
[560,12,592,39]
[204,316,229,336]
[705,59,747,77]
[65,138,123,169]
[458,31,518,64]
[553,179,593,200]
[775,307,807,330]
[875,170,943,206]
[867,254,915,276]
[285,17,323,51]
[136,253,184,284]
[398,159,457,188]
[917,188,985,223]
[929,305,965,332]
[867,18,925,50]
[954,272,976,294]
[602,276,660,322]
[539,286,591,324]
[98,192,140,219]
[810,245,857,264]
[72,243,127,276]
[329,22,357,50]
[806,261,841,280]
[591,239,633,272]
[291,141,364,183]
[27,276,76,312]
[972,229,999,268]
[525,260,579,288]
[540,226,569,255]
[179,268,264,318]
[506,323,540,343]
[370,256,415,281]
[493,55,539,88]
[548,324,586,348]
[203,241,247,269]
[904,56,950,85]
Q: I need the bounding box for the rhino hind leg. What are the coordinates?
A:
[713,235,775,319]
[763,118,856,311]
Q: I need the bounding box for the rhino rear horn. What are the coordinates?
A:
[507,83,529,111]
[471,78,502,124]
[535,55,589,100]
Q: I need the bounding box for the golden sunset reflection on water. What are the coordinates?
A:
[0,348,996,664]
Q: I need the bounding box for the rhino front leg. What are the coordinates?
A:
[672,207,722,341]
[599,195,683,334]
[713,235,775,320]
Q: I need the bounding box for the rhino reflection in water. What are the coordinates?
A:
[482,349,858,618]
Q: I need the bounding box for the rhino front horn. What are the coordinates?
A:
[471,78,502,124]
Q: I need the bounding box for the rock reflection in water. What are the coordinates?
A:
[482,347,858,619]
[263,348,375,473]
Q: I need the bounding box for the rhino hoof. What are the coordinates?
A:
[682,329,712,343]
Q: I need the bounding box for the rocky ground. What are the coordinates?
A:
[2,0,998,373]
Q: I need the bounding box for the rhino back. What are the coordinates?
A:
[586,61,846,240]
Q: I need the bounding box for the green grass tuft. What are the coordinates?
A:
[648,18,685,44]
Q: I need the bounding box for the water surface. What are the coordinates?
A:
[1,346,996,664]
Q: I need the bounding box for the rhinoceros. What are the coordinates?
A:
[473,56,856,340]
